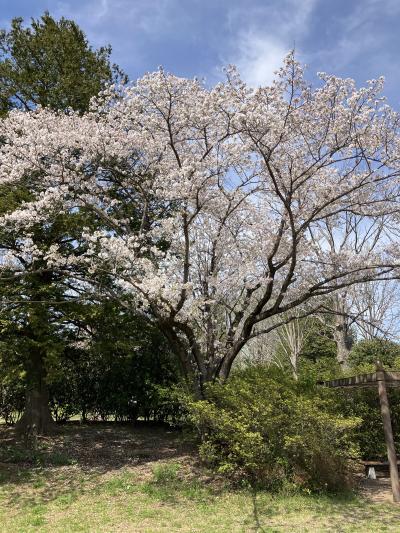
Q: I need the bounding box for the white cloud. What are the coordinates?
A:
[224,0,318,86]
[233,33,288,86]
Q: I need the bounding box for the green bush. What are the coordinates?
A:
[297,344,400,461]
[349,339,400,367]
[336,342,400,460]
[337,365,400,459]
[189,366,360,492]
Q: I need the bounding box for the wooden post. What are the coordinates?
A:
[376,362,400,503]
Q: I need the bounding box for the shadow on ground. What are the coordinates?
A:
[0,422,196,507]
[250,487,400,532]
[1,423,400,532]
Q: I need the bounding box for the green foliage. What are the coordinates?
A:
[349,338,400,367]
[298,356,343,384]
[335,367,400,459]
[0,12,127,429]
[0,329,25,424]
[299,318,337,363]
[324,339,400,459]
[0,372,25,424]
[0,307,180,426]
[296,344,400,460]
[0,299,183,424]
[0,12,126,115]
[189,366,360,492]
[152,462,181,484]
[47,305,182,422]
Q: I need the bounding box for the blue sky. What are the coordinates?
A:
[1,0,400,106]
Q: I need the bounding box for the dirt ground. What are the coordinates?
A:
[0,421,197,476]
[0,421,397,503]
[0,423,400,532]
[359,476,396,503]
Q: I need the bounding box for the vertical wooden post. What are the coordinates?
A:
[376,362,400,503]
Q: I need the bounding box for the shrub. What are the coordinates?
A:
[189,366,360,492]
[349,339,400,367]
[337,364,400,459]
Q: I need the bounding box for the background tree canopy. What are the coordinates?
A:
[0,12,126,115]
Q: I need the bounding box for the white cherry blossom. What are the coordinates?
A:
[2,53,400,394]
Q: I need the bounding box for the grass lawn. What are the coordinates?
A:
[0,423,399,532]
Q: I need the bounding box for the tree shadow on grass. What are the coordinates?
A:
[329,492,400,530]
[0,421,196,508]
[249,487,400,532]
[251,489,270,532]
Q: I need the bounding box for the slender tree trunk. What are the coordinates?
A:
[333,296,352,369]
[16,347,55,435]
[291,358,298,380]
[333,314,352,369]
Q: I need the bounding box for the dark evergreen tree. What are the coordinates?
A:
[0,12,126,434]
[0,12,126,115]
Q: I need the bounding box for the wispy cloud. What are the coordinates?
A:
[51,0,214,77]
[54,0,176,35]
[305,0,400,104]
[223,0,318,86]
[4,0,400,106]
[229,34,287,86]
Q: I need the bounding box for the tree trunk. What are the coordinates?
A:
[291,359,298,380]
[333,313,352,369]
[16,348,55,436]
[333,296,352,369]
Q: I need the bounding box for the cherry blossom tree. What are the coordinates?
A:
[2,53,400,396]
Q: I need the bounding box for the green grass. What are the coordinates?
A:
[0,463,400,532]
[0,423,399,532]
[0,443,75,467]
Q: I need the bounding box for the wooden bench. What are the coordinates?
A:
[362,460,400,478]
